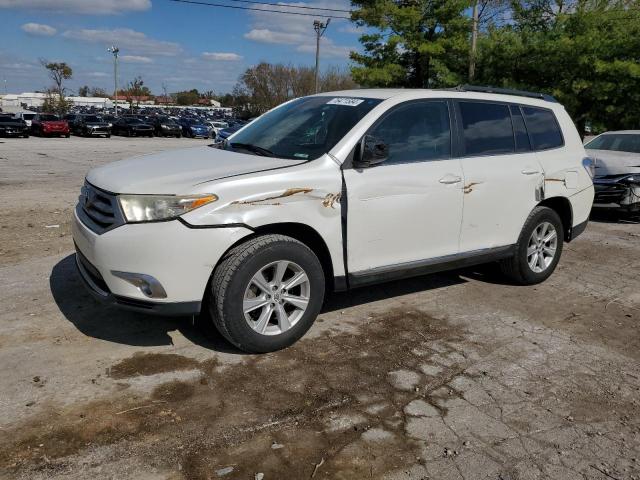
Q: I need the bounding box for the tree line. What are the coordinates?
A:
[350,0,640,134]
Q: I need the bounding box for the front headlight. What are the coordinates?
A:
[118,194,218,222]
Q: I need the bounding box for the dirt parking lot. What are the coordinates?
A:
[1,136,639,480]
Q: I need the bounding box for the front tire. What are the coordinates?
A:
[208,234,325,353]
[500,206,564,285]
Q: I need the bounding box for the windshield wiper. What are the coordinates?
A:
[230,142,275,157]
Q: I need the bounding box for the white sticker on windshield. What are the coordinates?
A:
[327,97,364,107]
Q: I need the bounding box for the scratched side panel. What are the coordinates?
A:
[181,156,345,276]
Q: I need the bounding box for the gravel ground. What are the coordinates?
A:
[1,136,639,480]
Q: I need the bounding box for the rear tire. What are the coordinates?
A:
[500,206,564,285]
[207,234,325,353]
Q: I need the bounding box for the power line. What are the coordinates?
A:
[196,0,351,13]
[168,0,352,18]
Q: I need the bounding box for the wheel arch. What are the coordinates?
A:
[212,222,337,293]
[537,196,573,241]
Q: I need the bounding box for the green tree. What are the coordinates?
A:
[175,89,200,105]
[475,1,640,134]
[124,76,152,110]
[40,60,73,115]
[78,85,90,97]
[350,0,472,87]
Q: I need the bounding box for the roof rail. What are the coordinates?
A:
[451,84,558,103]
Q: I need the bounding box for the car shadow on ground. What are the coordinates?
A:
[589,209,640,224]
[51,254,470,353]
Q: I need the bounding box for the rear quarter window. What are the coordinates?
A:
[521,106,563,150]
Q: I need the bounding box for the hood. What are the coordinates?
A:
[86,146,306,194]
[85,121,109,127]
[42,120,67,127]
[586,149,640,177]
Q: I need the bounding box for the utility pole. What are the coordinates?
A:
[468,0,479,81]
[108,46,119,116]
[313,18,330,94]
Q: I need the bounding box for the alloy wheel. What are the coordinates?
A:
[243,260,310,336]
[527,221,558,273]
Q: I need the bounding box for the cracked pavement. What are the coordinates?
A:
[1,137,639,479]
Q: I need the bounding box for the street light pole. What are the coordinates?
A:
[313,19,330,94]
[108,46,119,116]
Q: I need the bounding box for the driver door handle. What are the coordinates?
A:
[439,174,462,185]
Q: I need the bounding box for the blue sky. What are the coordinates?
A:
[0,0,363,95]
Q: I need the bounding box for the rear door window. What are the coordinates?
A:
[521,106,563,150]
[459,102,515,156]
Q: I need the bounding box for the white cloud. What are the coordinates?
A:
[0,0,151,15]
[21,22,57,36]
[87,71,109,77]
[202,52,243,61]
[297,39,352,58]
[62,28,182,57]
[243,0,356,59]
[244,29,303,45]
[339,25,364,34]
[120,55,153,63]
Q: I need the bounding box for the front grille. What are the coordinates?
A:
[77,182,125,234]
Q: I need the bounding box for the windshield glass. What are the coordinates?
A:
[585,134,640,154]
[226,96,382,160]
[84,115,101,122]
[23,114,35,120]
[40,114,59,121]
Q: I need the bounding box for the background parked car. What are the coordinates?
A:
[0,114,29,137]
[74,115,111,138]
[216,123,244,143]
[178,118,209,138]
[31,114,70,137]
[13,112,36,129]
[112,117,154,137]
[585,130,640,213]
[153,116,182,137]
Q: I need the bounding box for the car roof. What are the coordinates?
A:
[314,88,559,108]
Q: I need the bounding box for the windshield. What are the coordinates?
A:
[585,134,640,154]
[125,118,141,124]
[40,114,59,121]
[226,96,382,160]
[23,114,35,120]
[84,115,101,122]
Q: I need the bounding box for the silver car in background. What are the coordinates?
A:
[585,131,640,213]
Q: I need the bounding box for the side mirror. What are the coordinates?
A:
[353,134,388,168]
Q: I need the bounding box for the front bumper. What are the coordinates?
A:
[593,179,640,211]
[87,127,110,136]
[0,126,28,135]
[72,208,252,315]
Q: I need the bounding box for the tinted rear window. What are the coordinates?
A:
[459,102,514,156]
[521,107,563,150]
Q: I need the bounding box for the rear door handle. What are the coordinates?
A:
[439,174,462,184]
[521,168,540,175]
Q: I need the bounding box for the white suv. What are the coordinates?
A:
[72,87,594,352]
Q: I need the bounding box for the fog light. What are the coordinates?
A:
[111,271,167,298]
